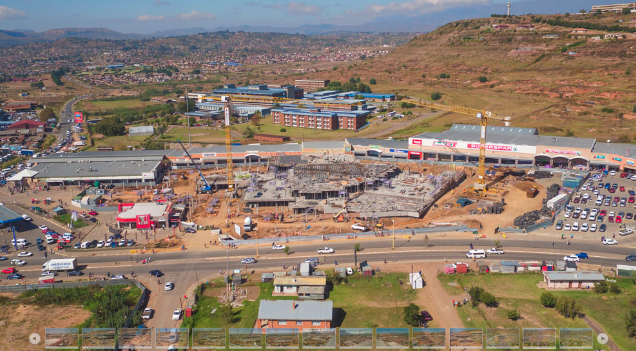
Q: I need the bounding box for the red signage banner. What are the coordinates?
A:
[136,214,151,229]
[467,143,513,151]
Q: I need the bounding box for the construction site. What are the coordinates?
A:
[522,328,556,348]
[338,328,374,349]
[264,329,300,348]
[374,328,410,349]
[412,328,446,349]
[449,328,483,349]
[485,328,520,349]
[228,328,262,349]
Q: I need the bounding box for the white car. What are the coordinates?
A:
[603,238,618,245]
[17,251,33,257]
[564,255,580,262]
[21,214,32,221]
[581,223,589,232]
[111,275,126,280]
[346,267,353,275]
[96,240,105,248]
[272,244,286,250]
[317,247,335,254]
[38,225,48,231]
[590,223,598,232]
[610,170,616,176]
[487,248,505,254]
[165,282,174,291]
[580,212,588,220]
[41,271,56,276]
[11,259,26,266]
[564,211,571,218]
[351,223,368,231]
[572,222,580,231]
[172,309,181,321]
[564,224,571,231]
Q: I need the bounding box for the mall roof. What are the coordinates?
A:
[417,124,596,149]
[37,150,179,162]
[30,159,162,181]
[188,143,302,155]
[346,138,409,150]
[257,300,333,321]
[303,141,345,150]
[593,142,636,159]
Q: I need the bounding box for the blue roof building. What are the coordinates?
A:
[0,206,23,226]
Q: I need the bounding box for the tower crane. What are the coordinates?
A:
[402,98,511,192]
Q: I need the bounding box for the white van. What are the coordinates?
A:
[11,238,27,246]
[466,249,487,259]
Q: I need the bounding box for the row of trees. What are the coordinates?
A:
[50,67,69,85]
[319,78,373,94]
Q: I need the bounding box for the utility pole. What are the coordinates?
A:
[185,85,191,147]
[392,219,395,250]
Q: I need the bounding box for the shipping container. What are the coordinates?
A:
[546,194,568,210]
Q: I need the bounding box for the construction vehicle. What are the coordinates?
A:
[403,98,512,194]
[333,208,348,222]
[177,140,212,193]
[526,187,539,198]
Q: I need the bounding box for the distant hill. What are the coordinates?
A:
[0,27,129,46]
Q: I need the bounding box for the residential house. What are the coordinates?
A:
[543,271,605,290]
[572,28,588,34]
[273,276,327,300]
[256,300,333,328]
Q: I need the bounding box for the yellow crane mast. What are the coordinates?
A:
[402,98,511,191]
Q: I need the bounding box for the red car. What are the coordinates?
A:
[616,216,623,223]
[630,197,635,203]
[573,197,580,203]
[620,186,626,192]
[420,311,433,321]
[600,210,607,216]
[49,233,59,239]
[609,188,616,193]
[56,244,66,250]
[88,211,98,216]
[2,268,16,274]
[614,196,621,203]
[621,173,628,178]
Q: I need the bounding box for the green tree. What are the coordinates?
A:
[39,108,56,122]
[633,105,636,113]
[482,292,498,307]
[403,303,421,326]
[242,126,255,138]
[623,7,632,15]
[468,287,485,301]
[540,292,557,308]
[354,243,361,252]
[555,296,581,319]
[369,78,377,85]
[421,74,426,78]
[580,9,586,13]
[565,12,570,17]
[565,130,575,137]
[31,81,45,89]
[627,309,636,337]
[610,284,621,294]
[327,270,343,286]
[177,99,196,113]
[431,91,442,101]
[619,134,630,143]
[506,309,520,320]
[494,240,501,248]
[478,76,488,83]
[283,246,290,255]
[251,111,261,126]
[219,302,234,324]
[95,117,125,136]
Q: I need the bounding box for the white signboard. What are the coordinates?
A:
[234,224,241,236]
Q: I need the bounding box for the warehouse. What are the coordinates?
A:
[212,84,303,99]
[29,150,177,186]
[128,126,154,137]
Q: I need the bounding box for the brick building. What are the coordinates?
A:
[272,108,369,131]
[254,134,290,143]
[256,300,333,328]
[294,79,330,92]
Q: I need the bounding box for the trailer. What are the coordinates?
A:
[42,258,77,271]
[546,193,568,210]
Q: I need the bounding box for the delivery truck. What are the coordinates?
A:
[546,193,568,210]
[42,258,77,272]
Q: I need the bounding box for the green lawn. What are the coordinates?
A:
[187,272,416,330]
[160,127,226,144]
[54,213,88,229]
[438,273,636,350]
[39,134,57,151]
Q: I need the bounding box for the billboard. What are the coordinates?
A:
[136,214,151,229]
[74,112,84,123]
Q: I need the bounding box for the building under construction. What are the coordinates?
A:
[239,161,465,219]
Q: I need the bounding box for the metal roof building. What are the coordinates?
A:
[0,206,23,226]
[257,300,333,321]
[128,126,155,136]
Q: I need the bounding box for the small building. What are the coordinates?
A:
[261,273,274,282]
[543,271,605,290]
[493,24,510,30]
[254,134,290,143]
[409,273,424,289]
[256,300,333,328]
[115,202,176,229]
[0,206,23,228]
[572,28,588,34]
[617,265,636,278]
[273,276,326,300]
[543,34,559,39]
[129,126,155,137]
[7,120,46,132]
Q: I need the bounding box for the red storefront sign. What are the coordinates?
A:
[467,143,513,151]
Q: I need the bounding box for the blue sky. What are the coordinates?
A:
[0,0,516,33]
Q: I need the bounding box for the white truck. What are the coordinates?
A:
[546,193,569,210]
[244,216,252,232]
[42,258,77,272]
[317,247,334,254]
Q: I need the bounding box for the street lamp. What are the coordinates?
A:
[392,220,395,250]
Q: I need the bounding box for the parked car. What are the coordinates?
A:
[420,311,433,321]
[149,270,163,277]
[67,270,83,276]
[17,251,32,257]
[575,253,589,259]
[351,223,368,231]
[317,247,335,254]
[2,268,17,274]
[88,211,98,216]
[603,238,618,245]
[590,223,598,232]
[21,214,32,221]
[555,220,563,230]
[96,240,105,248]
[165,282,174,291]
[111,274,126,280]
[599,224,607,232]
[172,309,181,321]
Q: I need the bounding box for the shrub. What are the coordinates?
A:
[540,292,557,308]
[594,280,609,294]
[506,309,520,320]
[555,296,581,319]
[421,74,426,78]
[431,91,442,101]
[610,284,621,294]
[478,76,488,83]
[403,303,421,326]
[468,287,485,301]
[482,292,498,307]
[369,78,377,85]
[280,128,287,132]
[627,309,636,337]
[382,118,388,122]
[283,246,290,255]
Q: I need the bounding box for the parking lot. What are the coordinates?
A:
[555,171,636,242]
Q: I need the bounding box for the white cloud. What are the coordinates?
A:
[0,5,27,19]
[286,1,321,14]
[136,11,215,22]
[154,0,170,5]
[366,0,489,15]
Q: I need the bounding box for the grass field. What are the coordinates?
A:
[81,99,159,112]
[85,134,148,151]
[438,272,636,350]
[38,134,58,151]
[187,272,416,330]
[160,127,226,144]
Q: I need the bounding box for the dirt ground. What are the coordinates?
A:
[0,298,90,351]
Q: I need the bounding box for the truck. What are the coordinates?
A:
[317,247,335,254]
[42,258,77,272]
[142,307,153,320]
[244,216,252,232]
[546,193,568,210]
[39,275,55,284]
